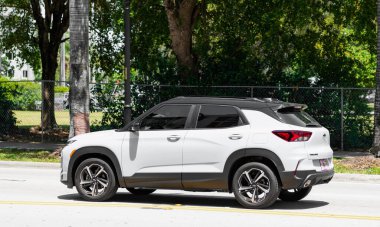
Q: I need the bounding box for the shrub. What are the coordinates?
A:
[0,83,17,136]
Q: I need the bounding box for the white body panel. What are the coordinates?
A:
[60,130,125,181]
[242,110,333,172]
[121,130,187,176]
[182,125,250,173]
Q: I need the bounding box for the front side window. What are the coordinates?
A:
[196,105,243,129]
[139,105,191,130]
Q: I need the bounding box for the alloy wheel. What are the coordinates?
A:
[79,164,109,197]
[237,168,271,204]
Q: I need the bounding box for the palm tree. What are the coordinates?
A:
[69,0,90,137]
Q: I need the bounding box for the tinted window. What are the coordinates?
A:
[196,105,243,129]
[139,105,191,130]
[277,108,321,127]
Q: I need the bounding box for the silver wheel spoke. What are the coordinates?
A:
[97,179,108,188]
[91,184,96,196]
[257,185,270,193]
[80,180,92,185]
[244,171,253,184]
[95,167,105,177]
[239,186,253,192]
[85,166,93,178]
[251,188,256,203]
[253,171,265,183]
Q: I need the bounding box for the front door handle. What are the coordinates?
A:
[229,134,243,140]
[167,135,181,142]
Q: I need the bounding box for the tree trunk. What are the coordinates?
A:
[30,0,69,130]
[164,0,199,82]
[69,0,90,138]
[373,0,380,157]
[40,47,59,130]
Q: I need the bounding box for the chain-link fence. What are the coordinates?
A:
[0,80,375,150]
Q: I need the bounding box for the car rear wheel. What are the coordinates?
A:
[74,158,118,201]
[127,188,156,195]
[278,187,312,202]
[232,162,280,209]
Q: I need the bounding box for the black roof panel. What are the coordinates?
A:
[163,96,306,110]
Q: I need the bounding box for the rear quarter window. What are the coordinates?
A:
[276,109,321,127]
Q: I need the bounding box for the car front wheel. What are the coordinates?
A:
[74,158,118,201]
[232,162,280,209]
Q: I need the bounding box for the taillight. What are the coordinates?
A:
[272,130,312,142]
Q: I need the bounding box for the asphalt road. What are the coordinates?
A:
[0,166,379,227]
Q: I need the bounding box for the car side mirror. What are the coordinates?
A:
[130,122,140,132]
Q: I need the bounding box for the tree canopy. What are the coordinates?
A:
[89,0,376,88]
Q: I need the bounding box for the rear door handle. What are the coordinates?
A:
[167,135,181,142]
[229,134,243,140]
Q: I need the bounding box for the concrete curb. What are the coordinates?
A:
[333,173,380,184]
[0,161,379,183]
[0,161,60,169]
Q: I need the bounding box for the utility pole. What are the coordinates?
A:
[60,35,66,86]
[123,0,132,125]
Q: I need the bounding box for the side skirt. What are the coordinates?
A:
[123,172,228,192]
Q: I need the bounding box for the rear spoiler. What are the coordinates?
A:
[272,103,308,112]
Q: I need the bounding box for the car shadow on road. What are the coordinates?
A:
[58,192,329,210]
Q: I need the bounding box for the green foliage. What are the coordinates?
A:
[0,81,17,136]
[13,82,40,110]
[0,77,40,110]
[90,81,124,129]
[0,0,41,75]
[55,86,69,93]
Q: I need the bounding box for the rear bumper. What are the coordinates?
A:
[280,169,334,189]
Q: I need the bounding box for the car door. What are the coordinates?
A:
[122,104,193,189]
[182,104,250,190]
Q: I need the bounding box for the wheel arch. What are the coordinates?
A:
[67,146,125,188]
[224,148,284,192]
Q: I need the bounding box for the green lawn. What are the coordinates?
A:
[0,149,60,163]
[14,110,103,127]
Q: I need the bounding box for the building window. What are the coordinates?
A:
[23,70,28,78]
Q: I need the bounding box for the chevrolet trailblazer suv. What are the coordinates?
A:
[60,97,334,208]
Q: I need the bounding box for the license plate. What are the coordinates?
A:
[319,159,330,171]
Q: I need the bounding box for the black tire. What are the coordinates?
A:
[127,188,156,195]
[279,187,312,202]
[232,162,280,209]
[74,158,118,201]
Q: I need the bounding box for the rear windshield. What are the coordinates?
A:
[276,108,321,127]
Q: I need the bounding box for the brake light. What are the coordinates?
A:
[272,130,312,142]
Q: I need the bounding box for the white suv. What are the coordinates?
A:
[61,97,334,208]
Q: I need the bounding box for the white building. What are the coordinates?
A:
[9,60,35,81]
[0,52,35,81]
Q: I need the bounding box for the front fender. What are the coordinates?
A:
[67,146,125,188]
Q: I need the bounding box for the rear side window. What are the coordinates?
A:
[140,105,191,130]
[277,108,321,127]
[196,105,243,129]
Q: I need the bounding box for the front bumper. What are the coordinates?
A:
[280,169,334,189]
[60,170,68,186]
